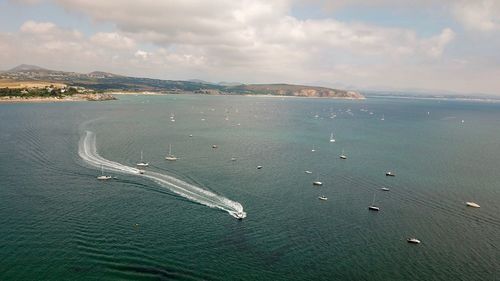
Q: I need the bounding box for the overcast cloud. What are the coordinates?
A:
[1,0,500,94]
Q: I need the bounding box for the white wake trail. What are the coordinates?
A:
[78,130,246,219]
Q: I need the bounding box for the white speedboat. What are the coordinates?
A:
[466,202,480,208]
[304,170,312,174]
[318,196,328,201]
[330,133,336,143]
[212,144,218,149]
[165,144,177,161]
[235,212,245,220]
[313,181,323,186]
[231,157,237,161]
[136,150,149,167]
[407,238,421,244]
[386,171,395,177]
[257,166,263,169]
[381,187,390,191]
[97,165,112,180]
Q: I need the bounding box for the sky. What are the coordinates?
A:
[0,0,499,95]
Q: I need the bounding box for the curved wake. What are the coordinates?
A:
[78,131,246,219]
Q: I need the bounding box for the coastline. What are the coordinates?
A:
[0,93,116,104]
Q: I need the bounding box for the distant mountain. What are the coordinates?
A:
[0,65,364,99]
[8,64,49,72]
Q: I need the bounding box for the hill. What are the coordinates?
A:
[1,64,364,99]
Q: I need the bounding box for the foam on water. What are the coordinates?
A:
[78,130,246,219]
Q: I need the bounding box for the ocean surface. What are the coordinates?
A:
[0,94,499,280]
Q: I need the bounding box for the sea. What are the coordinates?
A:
[0,94,499,280]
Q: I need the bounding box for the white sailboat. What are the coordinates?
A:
[311,144,316,152]
[339,149,347,159]
[97,165,112,180]
[136,150,149,167]
[165,144,177,161]
[313,173,323,186]
[330,133,336,143]
[368,192,380,211]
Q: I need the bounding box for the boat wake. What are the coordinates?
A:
[78,130,246,219]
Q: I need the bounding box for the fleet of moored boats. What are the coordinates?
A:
[95,110,481,243]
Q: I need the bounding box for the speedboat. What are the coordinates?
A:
[189,134,193,137]
[257,166,263,169]
[231,157,237,161]
[466,202,480,208]
[304,170,312,174]
[407,238,421,244]
[385,171,395,177]
[381,187,390,191]
[368,205,380,211]
[235,212,245,220]
[318,196,328,201]
[313,181,323,186]
[212,144,218,149]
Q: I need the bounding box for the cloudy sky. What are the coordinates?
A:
[1,0,499,95]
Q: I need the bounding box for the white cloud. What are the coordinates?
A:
[453,0,500,32]
[90,32,136,50]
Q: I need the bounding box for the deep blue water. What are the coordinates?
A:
[0,95,499,280]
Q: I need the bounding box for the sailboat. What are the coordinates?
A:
[381,114,385,121]
[313,173,323,186]
[330,133,336,143]
[311,145,316,152]
[165,144,178,161]
[368,192,380,211]
[97,165,112,180]
[339,149,347,159]
[136,150,149,167]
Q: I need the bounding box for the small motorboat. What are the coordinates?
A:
[304,170,312,174]
[466,202,480,208]
[212,144,218,149]
[407,238,421,244]
[318,196,328,201]
[231,157,237,161]
[235,212,245,220]
[381,187,390,191]
[386,171,395,177]
[313,181,323,186]
[257,166,263,169]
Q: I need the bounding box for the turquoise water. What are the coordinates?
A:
[0,95,499,280]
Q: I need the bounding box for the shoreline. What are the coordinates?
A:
[0,93,116,104]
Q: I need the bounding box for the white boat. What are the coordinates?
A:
[231,157,237,161]
[318,196,328,201]
[212,144,218,149]
[257,165,263,169]
[339,149,347,159]
[381,115,385,121]
[368,192,380,211]
[313,174,323,186]
[189,134,193,137]
[235,212,245,220]
[330,133,336,143]
[304,170,312,174]
[311,145,316,152]
[136,150,149,167]
[386,171,395,177]
[407,238,421,244]
[466,202,480,208]
[381,187,390,191]
[97,165,112,180]
[165,144,178,161]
